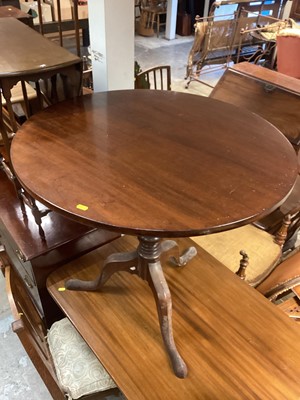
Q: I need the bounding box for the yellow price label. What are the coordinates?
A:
[76,204,89,211]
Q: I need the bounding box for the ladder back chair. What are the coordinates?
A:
[135,65,171,90]
[20,0,88,56]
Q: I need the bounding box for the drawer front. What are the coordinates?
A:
[0,224,43,315]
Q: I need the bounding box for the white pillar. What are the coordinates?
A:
[165,0,178,40]
[88,0,135,92]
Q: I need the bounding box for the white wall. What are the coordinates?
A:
[88,0,135,92]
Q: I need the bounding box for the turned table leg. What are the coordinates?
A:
[65,235,197,378]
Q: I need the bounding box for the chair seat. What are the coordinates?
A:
[48,317,117,400]
[191,225,282,286]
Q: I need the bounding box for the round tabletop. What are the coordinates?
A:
[11,90,298,237]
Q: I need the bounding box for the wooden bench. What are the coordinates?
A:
[47,235,300,399]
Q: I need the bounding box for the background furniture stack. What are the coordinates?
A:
[138,0,168,37]
[185,0,290,88]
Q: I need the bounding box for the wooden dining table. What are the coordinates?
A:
[0,17,81,171]
[0,5,34,27]
[47,234,300,399]
[11,90,298,378]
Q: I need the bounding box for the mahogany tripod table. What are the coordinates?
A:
[11,90,298,378]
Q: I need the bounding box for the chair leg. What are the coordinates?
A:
[157,14,160,37]
[236,250,249,280]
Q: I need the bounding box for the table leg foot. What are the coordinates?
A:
[161,239,197,267]
[65,250,138,291]
[148,260,188,379]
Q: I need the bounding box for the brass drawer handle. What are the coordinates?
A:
[23,275,33,289]
[16,249,26,263]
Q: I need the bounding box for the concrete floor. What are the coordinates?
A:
[0,274,53,400]
[134,33,225,96]
[0,31,223,400]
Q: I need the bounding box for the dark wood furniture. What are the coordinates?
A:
[0,0,20,8]
[1,264,65,400]
[257,249,300,301]
[210,62,300,237]
[0,17,82,190]
[47,234,300,399]
[0,168,119,327]
[11,90,298,378]
[210,62,300,151]
[0,5,33,26]
[0,162,120,397]
[290,0,300,20]
[2,262,122,399]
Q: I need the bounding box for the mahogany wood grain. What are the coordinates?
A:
[232,62,300,94]
[0,166,119,326]
[0,168,118,262]
[11,90,298,237]
[47,235,300,400]
[211,62,300,147]
[11,90,298,376]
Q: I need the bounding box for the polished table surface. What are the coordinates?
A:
[11,90,298,377]
[11,90,298,236]
[0,5,34,27]
[47,235,300,399]
[0,17,82,183]
[0,17,80,78]
[211,62,300,149]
